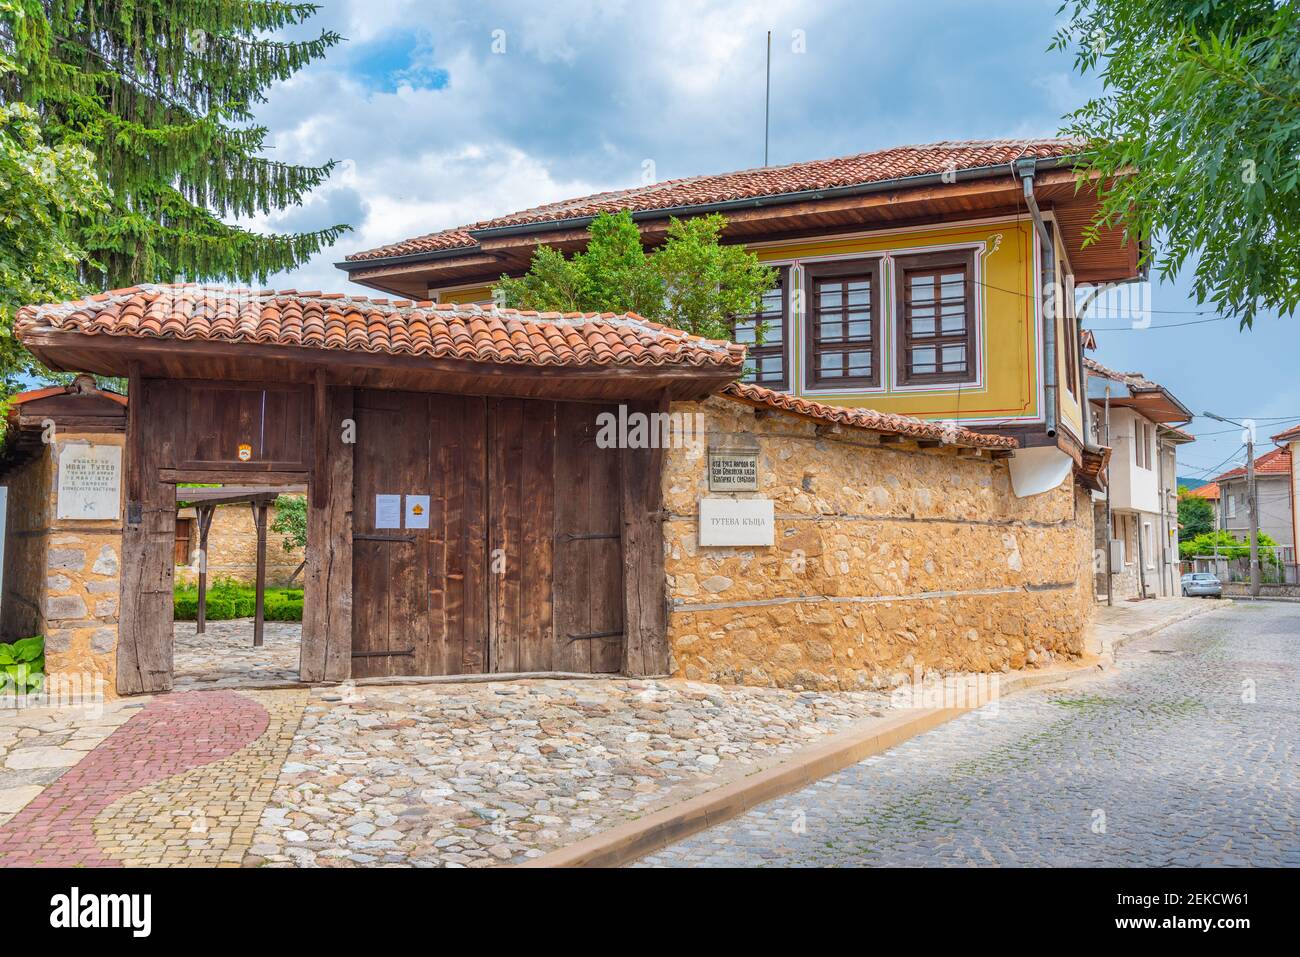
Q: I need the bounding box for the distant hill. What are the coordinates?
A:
[1178,476,1208,490]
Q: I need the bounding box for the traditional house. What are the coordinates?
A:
[1271,424,1300,554]
[1184,481,1221,530]
[338,139,1134,490]
[1211,446,1294,557]
[3,137,1132,696]
[1083,359,1193,599]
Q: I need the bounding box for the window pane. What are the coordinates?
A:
[847,319,871,341]
[847,282,870,307]
[819,285,843,308]
[734,322,756,344]
[848,352,872,376]
[821,321,843,342]
[910,276,934,301]
[911,316,935,337]
[911,346,936,374]
[819,353,843,376]
[942,345,966,370]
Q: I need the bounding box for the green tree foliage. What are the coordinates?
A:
[1179,528,1279,562]
[495,211,777,343]
[1176,486,1217,541]
[0,94,106,386]
[270,493,306,553]
[1053,0,1300,325]
[0,0,348,295]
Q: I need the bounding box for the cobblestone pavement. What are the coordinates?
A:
[636,602,1300,867]
[173,620,301,690]
[246,679,888,867]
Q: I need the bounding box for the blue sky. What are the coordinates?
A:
[256,0,1300,480]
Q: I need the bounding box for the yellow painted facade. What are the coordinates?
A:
[432,214,1085,434]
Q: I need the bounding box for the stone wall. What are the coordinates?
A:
[174,497,305,587]
[1,433,123,697]
[662,396,1095,691]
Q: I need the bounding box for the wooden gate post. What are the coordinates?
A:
[117,373,178,694]
[620,395,670,676]
[301,377,354,682]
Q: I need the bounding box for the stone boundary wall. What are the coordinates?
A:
[174,498,305,587]
[663,396,1094,691]
[1,433,123,697]
[1223,582,1300,599]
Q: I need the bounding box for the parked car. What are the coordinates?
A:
[1181,573,1223,598]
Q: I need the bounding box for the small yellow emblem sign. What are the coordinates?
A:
[237,443,253,462]
[412,503,425,516]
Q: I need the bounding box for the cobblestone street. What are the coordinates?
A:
[637,602,1300,867]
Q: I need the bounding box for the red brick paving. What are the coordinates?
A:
[0,690,268,867]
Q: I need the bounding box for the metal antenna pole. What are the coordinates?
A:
[764,31,771,167]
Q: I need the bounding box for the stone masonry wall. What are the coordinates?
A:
[174,497,305,587]
[1,433,122,698]
[663,396,1095,691]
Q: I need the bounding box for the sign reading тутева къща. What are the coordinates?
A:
[56,444,122,521]
[698,498,774,546]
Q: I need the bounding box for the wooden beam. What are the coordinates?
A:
[160,468,310,485]
[252,501,268,648]
[620,394,670,676]
[301,385,354,682]
[195,504,215,636]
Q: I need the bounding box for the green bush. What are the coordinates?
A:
[173,582,303,622]
[0,635,45,693]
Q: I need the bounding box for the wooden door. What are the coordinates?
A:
[351,392,625,677]
[351,390,487,679]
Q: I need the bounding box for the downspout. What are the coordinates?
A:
[1016,158,1058,440]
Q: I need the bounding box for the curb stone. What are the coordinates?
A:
[520,599,1228,869]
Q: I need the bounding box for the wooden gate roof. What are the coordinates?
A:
[16,284,745,400]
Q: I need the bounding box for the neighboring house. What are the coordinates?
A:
[1084,358,1194,599]
[173,497,307,587]
[1184,481,1222,530]
[338,139,1136,493]
[1271,424,1300,554]
[1211,446,1294,558]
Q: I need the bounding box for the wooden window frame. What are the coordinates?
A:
[733,267,790,391]
[804,259,882,390]
[894,249,978,387]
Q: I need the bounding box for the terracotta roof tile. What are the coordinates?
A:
[345,138,1080,262]
[15,284,746,373]
[1212,447,1292,483]
[1184,482,1220,501]
[1271,423,1300,443]
[720,382,1017,450]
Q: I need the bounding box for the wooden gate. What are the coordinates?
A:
[351,391,624,677]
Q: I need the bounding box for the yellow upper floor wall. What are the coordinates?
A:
[433,213,1085,435]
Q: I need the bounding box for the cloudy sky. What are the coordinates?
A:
[255,0,1299,480]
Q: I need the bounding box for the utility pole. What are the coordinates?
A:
[1205,412,1261,597]
[1104,386,1114,607]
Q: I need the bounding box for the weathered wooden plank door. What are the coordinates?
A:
[350,392,628,677]
[351,390,488,678]
[552,401,625,673]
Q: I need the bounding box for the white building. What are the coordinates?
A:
[1086,358,1194,599]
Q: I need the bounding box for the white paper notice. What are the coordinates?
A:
[57,444,122,520]
[375,494,402,529]
[405,494,430,530]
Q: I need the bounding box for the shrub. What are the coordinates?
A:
[173,583,303,622]
[0,635,45,693]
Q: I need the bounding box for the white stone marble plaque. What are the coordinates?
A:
[698,497,774,546]
[56,444,122,520]
[708,449,759,491]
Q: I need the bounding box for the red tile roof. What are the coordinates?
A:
[1272,423,1300,443]
[720,382,1017,450]
[15,284,746,372]
[345,138,1081,263]
[1212,446,1292,483]
[1183,481,1220,501]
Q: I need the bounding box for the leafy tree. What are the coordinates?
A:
[1179,529,1279,563]
[1176,486,1216,541]
[0,0,348,295]
[495,210,777,343]
[1053,0,1300,325]
[0,98,105,388]
[270,494,306,554]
